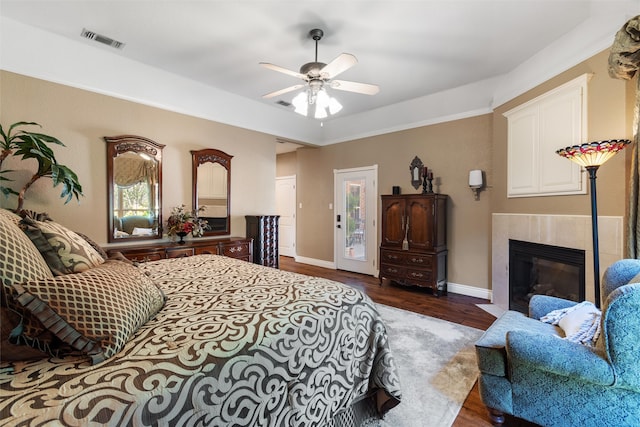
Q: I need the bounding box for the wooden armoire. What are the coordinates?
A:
[245,215,280,268]
[379,194,448,295]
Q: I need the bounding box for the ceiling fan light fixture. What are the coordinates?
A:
[292,92,308,116]
[328,97,343,115]
[260,28,379,119]
[316,89,330,109]
[315,105,328,119]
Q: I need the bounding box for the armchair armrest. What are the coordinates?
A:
[507,330,614,386]
[529,295,578,320]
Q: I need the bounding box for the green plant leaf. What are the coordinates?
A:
[0,121,84,209]
[50,164,83,204]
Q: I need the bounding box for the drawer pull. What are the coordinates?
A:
[410,272,424,278]
[387,268,399,273]
[229,246,243,253]
[410,258,424,263]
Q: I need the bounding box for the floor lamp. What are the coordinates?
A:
[556,139,631,308]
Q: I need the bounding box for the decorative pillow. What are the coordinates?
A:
[1,306,49,361]
[0,209,52,287]
[0,209,53,362]
[18,218,70,276]
[7,262,165,365]
[20,216,105,273]
[74,231,109,260]
[541,301,601,346]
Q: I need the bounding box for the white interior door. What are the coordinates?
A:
[334,166,377,275]
[276,175,296,257]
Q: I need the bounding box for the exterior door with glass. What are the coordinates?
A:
[334,166,377,275]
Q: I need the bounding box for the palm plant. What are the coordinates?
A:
[0,121,83,212]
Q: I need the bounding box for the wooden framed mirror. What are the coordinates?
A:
[104,135,164,243]
[191,149,232,236]
[410,155,424,190]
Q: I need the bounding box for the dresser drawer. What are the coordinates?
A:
[405,254,434,269]
[111,249,164,263]
[380,249,404,264]
[194,245,218,255]
[220,242,250,259]
[380,263,406,277]
[405,268,433,284]
[166,247,195,258]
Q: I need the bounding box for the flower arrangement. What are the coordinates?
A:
[166,205,209,238]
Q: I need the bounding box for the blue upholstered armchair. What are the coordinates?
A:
[475,259,640,427]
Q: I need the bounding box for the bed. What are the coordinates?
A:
[0,208,401,426]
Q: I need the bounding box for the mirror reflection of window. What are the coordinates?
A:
[112,152,159,238]
[105,135,164,243]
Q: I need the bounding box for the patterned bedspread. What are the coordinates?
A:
[0,255,401,426]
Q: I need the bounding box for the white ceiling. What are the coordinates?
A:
[1,1,638,151]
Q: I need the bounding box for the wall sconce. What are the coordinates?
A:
[469,169,483,200]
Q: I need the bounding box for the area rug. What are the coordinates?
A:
[376,304,483,427]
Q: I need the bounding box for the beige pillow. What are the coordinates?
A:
[0,209,53,362]
[0,209,52,286]
[8,262,165,364]
[26,217,105,273]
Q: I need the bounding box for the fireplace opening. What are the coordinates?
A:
[509,240,585,314]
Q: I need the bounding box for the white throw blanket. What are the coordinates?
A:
[540,301,602,346]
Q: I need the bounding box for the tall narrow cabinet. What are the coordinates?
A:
[379,194,448,295]
[245,215,280,268]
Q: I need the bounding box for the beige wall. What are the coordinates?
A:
[281,115,493,290]
[0,71,278,245]
[491,49,631,217]
[275,151,297,177]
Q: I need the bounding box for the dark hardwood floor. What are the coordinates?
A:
[279,256,539,427]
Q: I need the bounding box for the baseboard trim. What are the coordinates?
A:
[447,282,492,300]
[293,256,336,270]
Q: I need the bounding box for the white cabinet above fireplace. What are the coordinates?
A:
[504,74,590,198]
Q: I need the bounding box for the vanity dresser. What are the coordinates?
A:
[107,237,253,263]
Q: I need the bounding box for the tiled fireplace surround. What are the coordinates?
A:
[492,213,624,310]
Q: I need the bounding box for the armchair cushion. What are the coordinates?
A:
[507,330,614,386]
[475,310,561,377]
[528,294,578,320]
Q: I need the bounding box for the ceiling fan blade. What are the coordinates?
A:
[262,84,305,99]
[260,62,306,80]
[330,80,380,95]
[320,53,357,79]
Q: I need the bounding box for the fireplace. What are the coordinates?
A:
[509,239,585,314]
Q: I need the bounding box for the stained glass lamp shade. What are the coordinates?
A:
[556,139,631,307]
[556,139,630,167]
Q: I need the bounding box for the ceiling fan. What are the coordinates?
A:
[260,29,379,117]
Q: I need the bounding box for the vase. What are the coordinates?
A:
[177,231,187,244]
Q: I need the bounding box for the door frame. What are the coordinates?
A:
[333,165,378,276]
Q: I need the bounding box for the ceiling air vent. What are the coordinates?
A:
[276,100,292,108]
[80,28,125,49]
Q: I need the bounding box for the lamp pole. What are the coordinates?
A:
[556,139,631,309]
[586,165,601,308]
